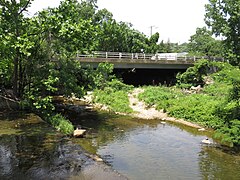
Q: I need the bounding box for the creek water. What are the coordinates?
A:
[69,109,240,180]
[0,112,125,180]
[1,109,240,180]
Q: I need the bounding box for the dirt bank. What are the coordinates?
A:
[128,88,203,129]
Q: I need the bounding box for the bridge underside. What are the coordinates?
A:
[78,58,194,69]
[114,68,186,86]
[78,58,193,86]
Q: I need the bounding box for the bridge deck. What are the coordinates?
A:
[76,52,223,69]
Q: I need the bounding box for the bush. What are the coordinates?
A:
[138,86,181,111]
[47,114,74,135]
[107,79,134,92]
[93,79,133,113]
[94,89,132,113]
[167,94,223,128]
[214,120,240,147]
[176,59,224,88]
[176,59,210,87]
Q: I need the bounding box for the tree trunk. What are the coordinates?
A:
[13,55,19,98]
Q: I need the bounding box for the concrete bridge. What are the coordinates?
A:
[76,51,224,70]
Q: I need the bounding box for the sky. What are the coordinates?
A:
[28,0,209,43]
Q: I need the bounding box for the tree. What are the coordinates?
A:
[0,0,33,97]
[205,0,240,65]
[188,27,223,57]
[94,8,113,24]
[146,32,159,53]
[38,0,97,55]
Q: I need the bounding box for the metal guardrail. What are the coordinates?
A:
[77,51,224,62]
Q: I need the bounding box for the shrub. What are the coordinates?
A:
[107,79,134,92]
[93,78,133,113]
[93,88,133,113]
[167,94,223,128]
[176,59,211,87]
[48,114,74,135]
[138,86,182,111]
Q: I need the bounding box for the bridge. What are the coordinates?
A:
[76,51,224,69]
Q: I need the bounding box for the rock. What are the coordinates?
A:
[201,138,211,144]
[89,154,103,162]
[190,85,202,92]
[198,128,206,131]
[73,129,86,138]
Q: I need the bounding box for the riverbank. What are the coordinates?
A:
[81,88,203,130]
[128,88,203,129]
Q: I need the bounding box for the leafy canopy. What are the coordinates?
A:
[205,0,240,65]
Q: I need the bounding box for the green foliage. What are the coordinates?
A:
[49,57,85,97]
[205,0,240,65]
[47,113,74,135]
[0,59,13,89]
[93,79,133,113]
[203,82,230,98]
[167,94,223,128]
[214,119,240,147]
[139,86,222,128]
[138,86,180,111]
[188,27,223,57]
[94,89,132,113]
[93,62,114,89]
[176,59,212,87]
[107,79,134,92]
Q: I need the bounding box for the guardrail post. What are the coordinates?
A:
[194,56,196,61]
[143,53,145,59]
[132,53,134,59]
[119,53,122,59]
[106,52,108,58]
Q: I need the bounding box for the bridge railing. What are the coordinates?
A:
[77,51,155,60]
[77,51,224,62]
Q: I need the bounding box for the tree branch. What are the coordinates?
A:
[18,0,31,15]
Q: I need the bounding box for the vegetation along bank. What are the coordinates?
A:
[93,60,240,147]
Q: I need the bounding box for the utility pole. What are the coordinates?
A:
[149,25,158,36]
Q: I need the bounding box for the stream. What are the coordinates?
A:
[1,107,240,180]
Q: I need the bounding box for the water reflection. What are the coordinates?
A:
[72,113,240,180]
[0,113,105,180]
[199,146,240,179]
